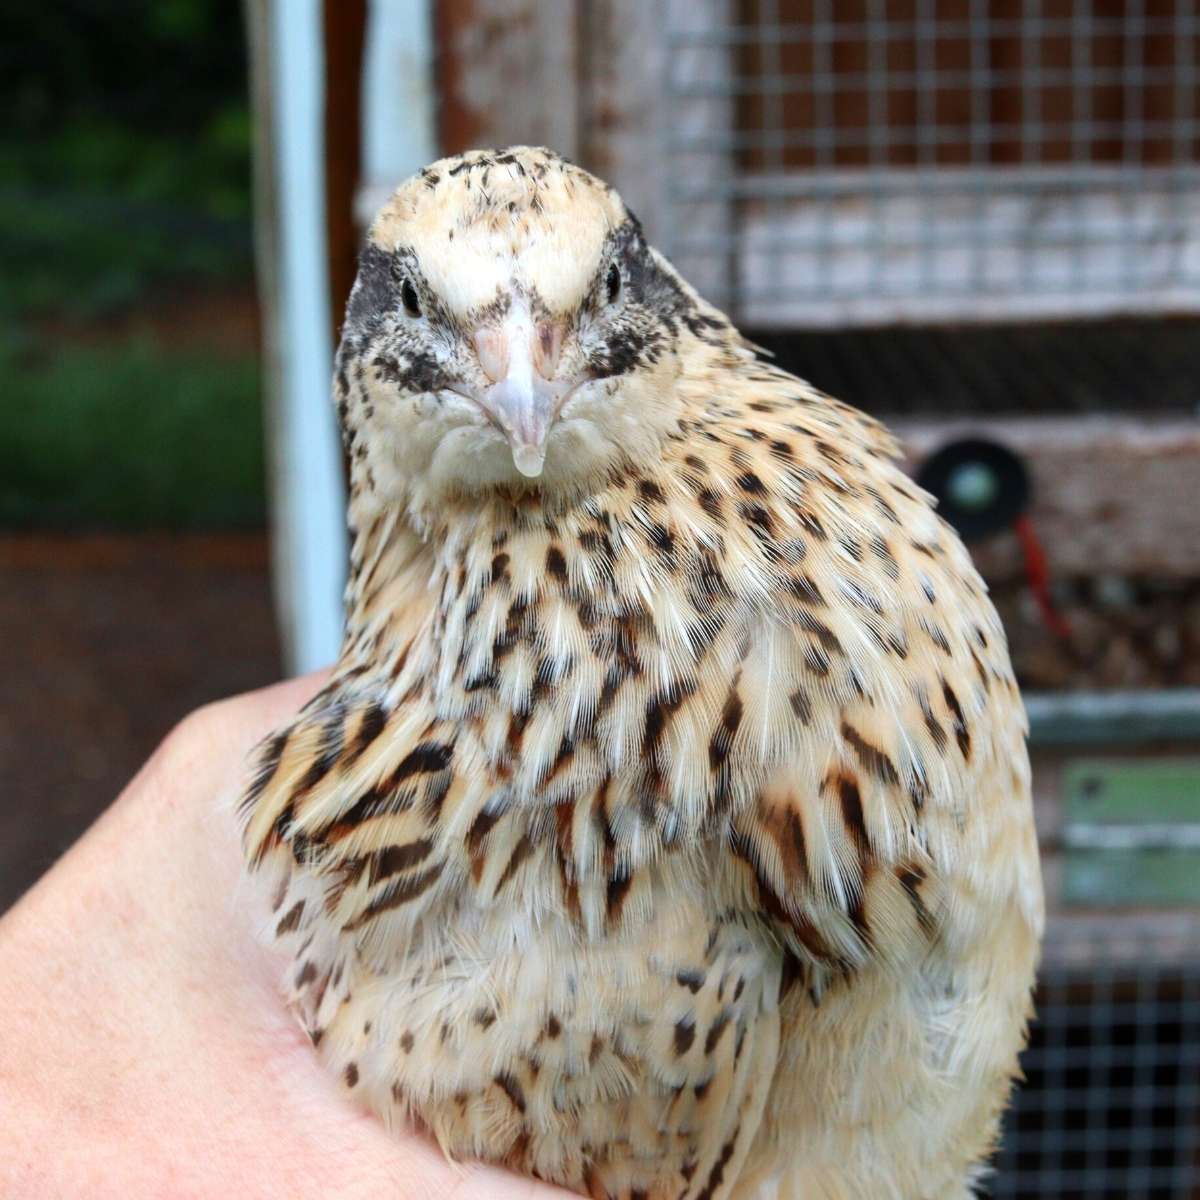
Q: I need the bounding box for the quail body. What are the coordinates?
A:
[240,147,1042,1199]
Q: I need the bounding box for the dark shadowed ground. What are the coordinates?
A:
[751,317,1199,416]
[0,535,279,913]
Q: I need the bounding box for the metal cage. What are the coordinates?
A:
[655,6,1200,1197]
[993,915,1200,1198]
[662,1,1200,327]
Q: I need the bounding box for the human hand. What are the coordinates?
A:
[0,676,569,1199]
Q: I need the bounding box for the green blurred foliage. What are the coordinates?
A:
[1,0,254,319]
[1,2,266,528]
[0,186,250,322]
[0,335,264,529]
[1,1,252,208]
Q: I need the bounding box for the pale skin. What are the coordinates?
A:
[0,675,569,1200]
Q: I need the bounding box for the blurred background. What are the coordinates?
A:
[1,2,275,902]
[2,2,1198,1195]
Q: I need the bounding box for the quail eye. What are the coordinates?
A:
[401,277,422,319]
[605,262,622,306]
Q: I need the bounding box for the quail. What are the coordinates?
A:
[241,146,1042,1200]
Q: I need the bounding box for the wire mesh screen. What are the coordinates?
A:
[662,1,1200,326]
[991,916,1200,1198]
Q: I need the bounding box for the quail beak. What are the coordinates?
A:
[472,308,575,479]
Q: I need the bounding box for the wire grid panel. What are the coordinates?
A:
[990,915,1200,1199]
[661,1,1200,327]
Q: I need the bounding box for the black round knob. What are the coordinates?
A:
[916,438,1030,541]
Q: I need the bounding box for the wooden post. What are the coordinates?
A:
[435,0,581,158]
[323,0,367,339]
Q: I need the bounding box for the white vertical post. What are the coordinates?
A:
[362,0,436,200]
[251,0,438,674]
[257,0,349,674]
[357,0,437,223]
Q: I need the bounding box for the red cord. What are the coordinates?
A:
[1014,514,1072,639]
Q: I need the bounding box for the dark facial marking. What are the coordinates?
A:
[583,217,720,380]
[606,261,622,304]
[339,243,453,399]
[400,277,422,317]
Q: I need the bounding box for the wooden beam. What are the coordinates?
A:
[323,0,367,339]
